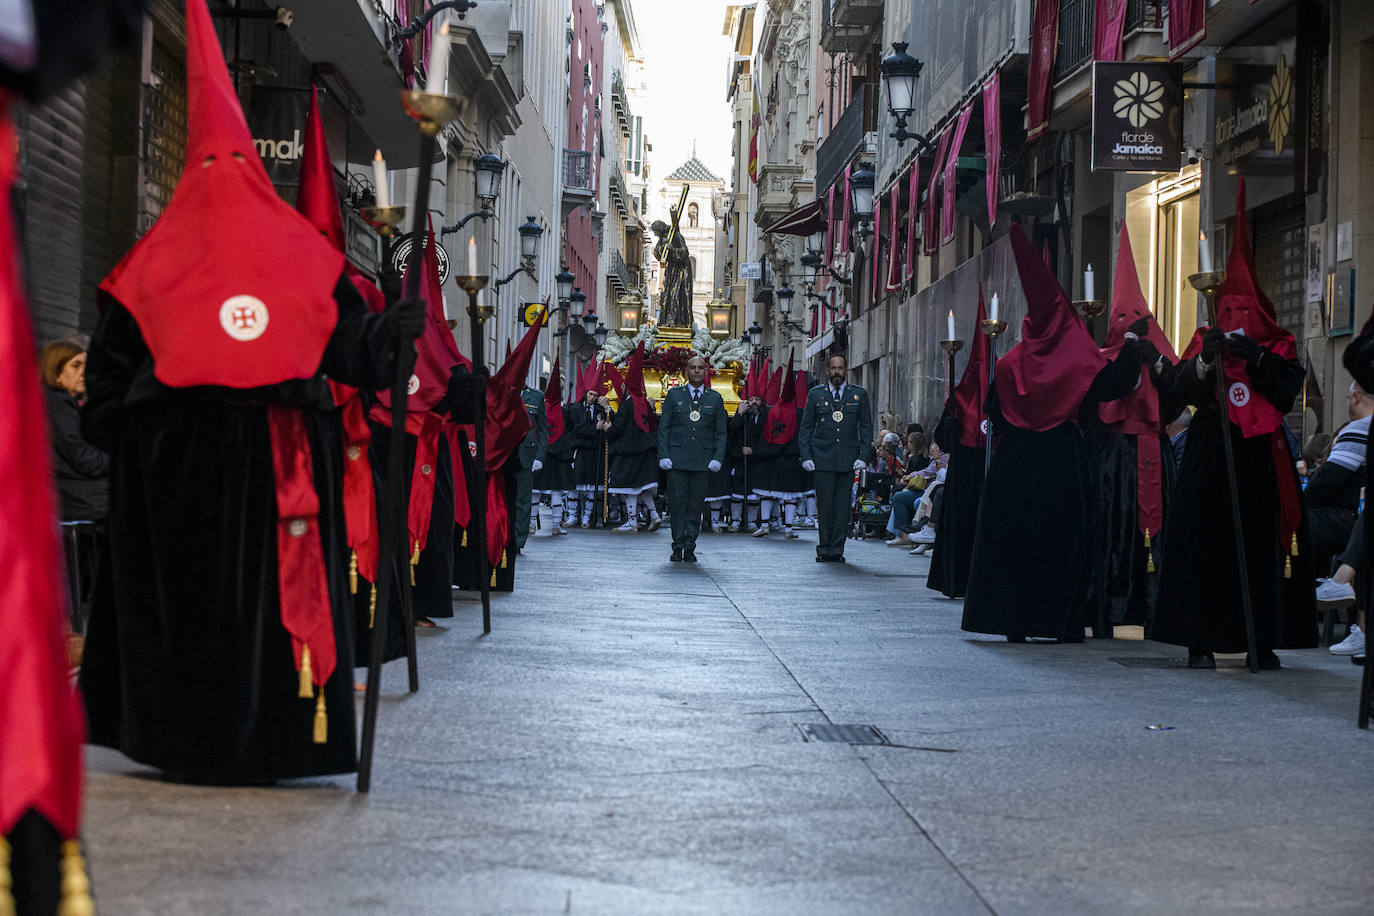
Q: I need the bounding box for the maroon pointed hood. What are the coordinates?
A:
[950,287,990,449]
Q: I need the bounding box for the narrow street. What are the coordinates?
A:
[85,526,1374,914]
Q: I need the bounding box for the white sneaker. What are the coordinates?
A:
[648,514,662,531]
[784,528,798,540]
[615,520,636,532]
[1316,578,1357,606]
[551,525,567,537]
[752,526,768,538]
[909,545,930,556]
[728,521,741,533]
[1330,624,1365,656]
[910,527,937,544]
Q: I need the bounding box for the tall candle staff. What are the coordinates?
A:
[980,294,1008,472]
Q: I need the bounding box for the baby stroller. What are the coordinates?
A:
[851,467,896,539]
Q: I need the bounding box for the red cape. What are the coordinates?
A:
[996,225,1108,431]
[100,0,342,390]
[950,288,990,449]
[764,350,797,444]
[545,353,566,445]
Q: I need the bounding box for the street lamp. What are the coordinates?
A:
[747,322,763,349]
[556,265,575,304]
[582,310,599,334]
[849,164,876,222]
[800,251,821,286]
[776,284,795,317]
[569,287,587,320]
[880,42,933,152]
[593,323,609,347]
[808,226,826,256]
[495,216,544,288]
[439,153,507,235]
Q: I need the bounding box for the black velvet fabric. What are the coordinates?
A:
[6,809,61,915]
[570,401,609,489]
[78,278,399,782]
[607,399,658,490]
[926,443,983,599]
[1150,355,1317,652]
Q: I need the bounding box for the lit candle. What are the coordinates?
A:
[1084,263,1094,302]
[467,236,477,277]
[1198,231,1213,273]
[372,149,389,208]
[947,310,956,341]
[427,20,451,95]
[989,294,999,323]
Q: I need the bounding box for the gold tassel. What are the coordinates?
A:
[313,688,327,744]
[500,549,507,569]
[297,645,313,699]
[0,835,15,916]
[368,584,377,629]
[1290,532,1299,556]
[410,540,420,586]
[1144,528,1155,574]
[349,550,358,595]
[461,529,467,547]
[1285,532,1297,579]
[57,839,94,916]
[490,568,497,587]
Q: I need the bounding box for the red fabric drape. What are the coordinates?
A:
[983,71,1001,229]
[1094,0,1129,62]
[923,130,950,257]
[942,104,974,246]
[905,159,921,280]
[1027,0,1060,139]
[886,183,903,291]
[1168,0,1207,60]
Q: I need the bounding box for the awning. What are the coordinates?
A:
[764,198,826,237]
[805,326,835,358]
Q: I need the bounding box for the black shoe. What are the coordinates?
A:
[1187,651,1216,669]
[670,549,682,562]
[832,556,845,564]
[683,551,697,563]
[1248,650,1281,670]
[816,556,828,562]
[1353,653,1365,666]
[1007,636,1026,644]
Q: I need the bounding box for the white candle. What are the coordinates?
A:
[372,149,389,208]
[947,310,956,341]
[1084,264,1094,302]
[427,20,450,94]
[1198,231,1213,273]
[989,294,999,323]
[467,236,477,277]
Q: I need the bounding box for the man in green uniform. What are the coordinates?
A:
[657,355,727,562]
[799,354,872,563]
[514,384,549,550]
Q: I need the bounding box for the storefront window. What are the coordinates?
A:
[1125,164,1202,355]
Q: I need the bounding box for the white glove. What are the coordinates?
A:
[659,458,673,470]
[853,459,866,472]
[802,459,816,472]
[530,459,543,472]
[707,460,721,473]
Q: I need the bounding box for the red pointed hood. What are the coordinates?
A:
[1102,223,1176,359]
[793,369,808,405]
[763,350,797,443]
[624,342,655,433]
[764,363,785,406]
[950,287,990,449]
[601,360,625,399]
[1180,180,1296,438]
[545,354,565,445]
[486,319,542,469]
[995,224,1108,431]
[296,87,344,251]
[100,0,343,390]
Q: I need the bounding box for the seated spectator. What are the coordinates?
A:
[886,440,948,547]
[41,340,108,521]
[1304,381,1371,572]
[1319,508,1363,658]
[1298,432,1333,479]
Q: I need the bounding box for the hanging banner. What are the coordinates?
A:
[942,104,974,246]
[887,184,903,291]
[1168,0,1206,60]
[247,86,309,188]
[871,191,882,297]
[923,130,949,257]
[1090,61,1183,172]
[983,71,1001,229]
[905,160,921,280]
[1094,0,1129,63]
[1026,0,1059,140]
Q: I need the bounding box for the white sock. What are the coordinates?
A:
[759,499,773,523]
[731,499,742,522]
[711,506,722,525]
[806,495,817,518]
[625,494,638,519]
[783,501,797,528]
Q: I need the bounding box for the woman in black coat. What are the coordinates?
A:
[41,340,109,520]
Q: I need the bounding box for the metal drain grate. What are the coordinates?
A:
[797,723,890,745]
[1110,656,1187,668]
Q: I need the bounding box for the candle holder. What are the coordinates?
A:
[360,205,408,236]
[1187,271,1227,299]
[939,339,965,355]
[1074,299,1106,320]
[455,274,493,321]
[401,89,463,136]
[980,318,1009,338]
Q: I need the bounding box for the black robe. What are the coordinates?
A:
[80,277,397,782]
[926,409,984,599]
[1149,354,1317,652]
[962,347,1144,640]
[534,403,577,493]
[607,397,658,491]
[571,401,608,489]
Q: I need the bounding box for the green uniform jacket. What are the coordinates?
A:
[657,385,727,472]
[799,383,872,472]
[517,387,549,470]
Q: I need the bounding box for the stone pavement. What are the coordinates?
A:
[85,521,1374,914]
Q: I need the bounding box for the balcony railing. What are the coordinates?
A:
[563,149,593,191]
[1054,0,1162,82]
[607,249,638,293]
[819,0,879,54]
[816,83,877,196]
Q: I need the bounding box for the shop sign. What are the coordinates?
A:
[389,236,451,285]
[247,87,309,187]
[1091,62,1183,172]
[1210,40,1299,220]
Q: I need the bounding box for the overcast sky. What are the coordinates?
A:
[634,0,737,189]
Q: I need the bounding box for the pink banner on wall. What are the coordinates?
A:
[1168,0,1206,59]
[871,191,882,298]
[1094,0,1129,62]
[1027,0,1060,139]
[941,104,974,246]
[887,184,903,291]
[840,162,853,253]
[923,130,949,257]
[982,71,1001,231]
[905,161,921,280]
[824,182,836,274]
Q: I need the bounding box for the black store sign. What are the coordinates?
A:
[1090,62,1183,172]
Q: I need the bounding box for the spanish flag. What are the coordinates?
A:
[748,80,761,184]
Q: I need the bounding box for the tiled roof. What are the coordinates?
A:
[665,156,722,183]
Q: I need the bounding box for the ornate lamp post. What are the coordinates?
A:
[880,41,935,152]
[494,216,544,288]
[439,153,506,235]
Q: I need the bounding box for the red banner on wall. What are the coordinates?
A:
[923,130,949,257]
[1027,0,1060,139]
[941,104,973,246]
[887,184,903,291]
[983,71,1001,230]
[871,191,883,297]
[1094,0,1129,62]
[1168,0,1206,60]
[905,161,921,280]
